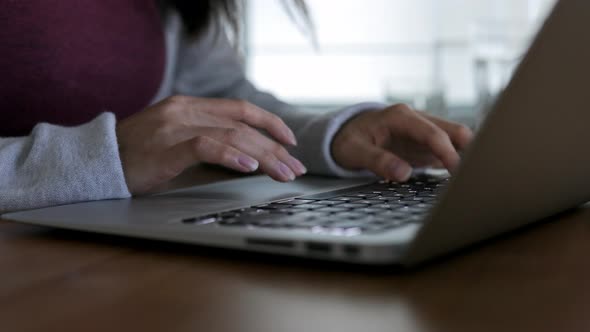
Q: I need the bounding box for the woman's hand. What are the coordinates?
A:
[331,104,474,181]
[116,96,307,194]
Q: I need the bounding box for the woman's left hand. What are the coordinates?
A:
[331,103,474,181]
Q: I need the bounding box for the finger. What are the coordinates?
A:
[420,113,474,150]
[351,138,413,182]
[194,127,307,182]
[165,136,260,178]
[429,160,445,169]
[387,107,461,172]
[186,98,297,147]
[159,111,229,147]
[406,152,444,168]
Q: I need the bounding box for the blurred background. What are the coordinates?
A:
[244,0,556,126]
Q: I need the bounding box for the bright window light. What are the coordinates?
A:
[245,0,555,119]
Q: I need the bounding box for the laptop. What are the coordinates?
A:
[4,0,590,265]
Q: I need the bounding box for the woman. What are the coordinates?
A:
[0,0,473,213]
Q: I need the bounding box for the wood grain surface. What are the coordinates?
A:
[2,170,590,332]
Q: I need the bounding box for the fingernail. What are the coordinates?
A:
[286,129,297,146]
[390,163,412,181]
[238,155,259,172]
[278,161,296,181]
[289,156,307,175]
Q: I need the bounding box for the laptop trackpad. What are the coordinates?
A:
[157,175,371,202]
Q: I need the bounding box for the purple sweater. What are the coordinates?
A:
[0,0,165,136]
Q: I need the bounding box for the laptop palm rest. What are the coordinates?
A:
[3,176,372,227]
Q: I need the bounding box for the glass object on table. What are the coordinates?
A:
[382,75,448,118]
[471,19,530,127]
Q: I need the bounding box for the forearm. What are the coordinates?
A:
[0,113,130,213]
[169,17,383,177]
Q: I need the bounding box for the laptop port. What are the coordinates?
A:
[306,242,332,254]
[342,245,360,257]
[246,238,295,249]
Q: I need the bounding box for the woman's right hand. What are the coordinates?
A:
[116,95,307,194]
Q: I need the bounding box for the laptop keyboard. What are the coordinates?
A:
[181,177,449,236]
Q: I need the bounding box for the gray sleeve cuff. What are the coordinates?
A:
[0,113,131,213]
[291,102,386,178]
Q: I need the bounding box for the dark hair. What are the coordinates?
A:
[162,0,313,40]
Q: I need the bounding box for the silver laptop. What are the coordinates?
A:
[4,0,590,265]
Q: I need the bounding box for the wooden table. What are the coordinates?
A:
[3,169,590,332]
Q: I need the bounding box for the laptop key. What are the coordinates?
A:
[381,192,405,198]
[357,207,385,214]
[292,204,325,210]
[356,199,384,205]
[263,203,295,209]
[373,203,403,210]
[316,207,349,214]
[218,218,246,226]
[332,212,366,220]
[243,209,271,216]
[283,199,318,205]
[290,211,330,220]
[220,210,242,217]
[377,210,411,218]
[337,203,370,209]
[374,196,392,201]
[399,200,422,206]
[267,208,300,215]
[345,193,379,199]
[313,200,341,206]
[328,197,363,202]
[420,197,437,203]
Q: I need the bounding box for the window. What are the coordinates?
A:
[245,0,556,121]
